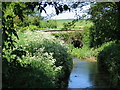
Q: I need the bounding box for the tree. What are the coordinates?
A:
[2,2,71,50]
[88,2,120,47]
[2,2,71,59]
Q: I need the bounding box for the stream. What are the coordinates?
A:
[67,58,110,89]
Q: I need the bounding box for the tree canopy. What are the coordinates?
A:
[88,2,120,47]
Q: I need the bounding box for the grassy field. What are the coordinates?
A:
[55,19,93,29]
[18,19,93,31]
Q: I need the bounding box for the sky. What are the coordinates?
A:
[41,3,90,20]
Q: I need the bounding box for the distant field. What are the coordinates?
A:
[54,19,93,29]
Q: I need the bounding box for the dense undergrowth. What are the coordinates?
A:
[2,2,120,88]
[3,31,73,88]
[51,29,97,59]
[51,29,120,88]
[97,42,120,88]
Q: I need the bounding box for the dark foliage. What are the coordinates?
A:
[89,2,120,47]
[89,2,120,88]
[97,42,120,88]
[2,2,71,88]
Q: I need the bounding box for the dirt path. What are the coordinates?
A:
[44,29,83,33]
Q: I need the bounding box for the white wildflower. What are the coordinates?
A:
[43,52,48,56]
[55,66,62,71]
[51,58,56,64]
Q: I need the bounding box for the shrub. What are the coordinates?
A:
[52,31,83,44]
[3,31,73,88]
[20,26,29,32]
[15,31,72,88]
[19,25,40,32]
[97,41,120,88]
[52,32,71,43]
[3,47,60,88]
[81,26,91,47]
[28,25,40,31]
[51,31,96,59]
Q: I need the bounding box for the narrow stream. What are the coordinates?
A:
[68,58,110,89]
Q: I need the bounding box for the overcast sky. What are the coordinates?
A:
[41,3,90,20]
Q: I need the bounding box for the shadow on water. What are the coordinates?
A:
[67,58,110,89]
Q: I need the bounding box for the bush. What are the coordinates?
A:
[18,31,73,70]
[20,26,29,32]
[3,47,60,88]
[51,31,96,59]
[52,31,83,44]
[27,25,39,31]
[18,25,40,32]
[82,26,92,47]
[3,31,73,88]
[97,41,120,88]
[52,32,71,43]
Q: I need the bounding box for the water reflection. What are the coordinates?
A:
[68,58,110,88]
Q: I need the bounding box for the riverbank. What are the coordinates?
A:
[81,57,97,62]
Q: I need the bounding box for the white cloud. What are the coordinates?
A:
[41,5,55,16]
[51,11,77,19]
[41,4,90,20]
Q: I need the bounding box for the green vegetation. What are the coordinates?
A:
[51,28,95,59]
[51,3,120,86]
[3,31,73,88]
[89,2,120,87]
[89,2,120,47]
[52,31,83,43]
[40,20,57,29]
[97,42,120,88]
[2,2,120,88]
[51,30,95,60]
[14,15,57,31]
[56,19,93,29]
[2,2,72,88]
[16,18,93,32]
